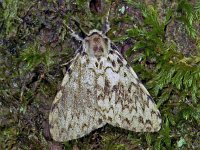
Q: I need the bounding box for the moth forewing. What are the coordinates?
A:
[49,29,161,142]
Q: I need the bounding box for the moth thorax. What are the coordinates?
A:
[85,33,108,57]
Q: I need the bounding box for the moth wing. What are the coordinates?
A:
[99,51,161,132]
[49,53,105,142]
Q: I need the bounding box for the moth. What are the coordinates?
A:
[49,25,162,142]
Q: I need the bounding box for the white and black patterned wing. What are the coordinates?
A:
[97,50,161,132]
[49,52,106,142]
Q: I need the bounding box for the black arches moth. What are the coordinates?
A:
[49,29,161,142]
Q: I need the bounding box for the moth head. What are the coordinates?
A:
[84,30,110,57]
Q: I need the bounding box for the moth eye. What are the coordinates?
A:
[104,38,108,43]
